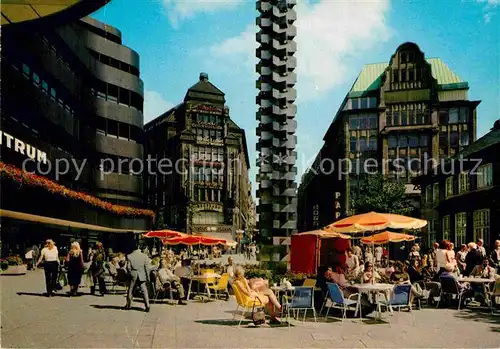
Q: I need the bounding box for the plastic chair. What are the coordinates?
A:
[323,283,360,322]
[207,273,230,300]
[438,275,469,310]
[378,284,412,312]
[283,286,317,327]
[302,278,317,287]
[486,278,500,313]
[231,283,264,327]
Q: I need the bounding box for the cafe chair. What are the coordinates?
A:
[283,286,317,328]
[323,282,360,323]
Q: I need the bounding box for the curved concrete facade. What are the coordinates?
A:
[81,19,145,205]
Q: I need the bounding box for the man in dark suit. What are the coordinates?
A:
[464,242,482,276]
[125,243,151,312]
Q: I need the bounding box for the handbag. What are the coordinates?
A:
[251,298,266,326]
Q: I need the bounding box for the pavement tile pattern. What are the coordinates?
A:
[1,269,499,348]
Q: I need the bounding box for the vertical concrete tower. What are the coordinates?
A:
[256,0,298,242]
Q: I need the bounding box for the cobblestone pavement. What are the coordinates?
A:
[1,270,499,348]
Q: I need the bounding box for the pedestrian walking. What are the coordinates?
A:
[66,241,84,296]
[125,243,151,312]
[36,239,59,297]
[89,242,107,296]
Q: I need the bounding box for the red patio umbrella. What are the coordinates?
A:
[161,235,226,246]
[143,229,186,239]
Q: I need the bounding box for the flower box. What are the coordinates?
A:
[1,264,27,275]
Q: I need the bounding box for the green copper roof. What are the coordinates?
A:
[349,58,467,96]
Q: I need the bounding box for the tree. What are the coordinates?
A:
[351,173,415,215]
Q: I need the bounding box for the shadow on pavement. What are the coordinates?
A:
[195,319,294,328]
[453,308,500,332]
[17,292,69,297]
[90,304,145,312]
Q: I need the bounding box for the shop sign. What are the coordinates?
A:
[0,130,47,164]
[193,203,224,212]
[334,192,342,219]
[312,204,319,227]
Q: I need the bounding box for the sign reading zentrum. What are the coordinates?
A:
[0,130,47,164]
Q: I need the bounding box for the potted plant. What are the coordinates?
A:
[1,255,27,275]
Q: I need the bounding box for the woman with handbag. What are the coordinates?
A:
[36,239,59,297]
[233,266,282,324]
[66,242,84,296]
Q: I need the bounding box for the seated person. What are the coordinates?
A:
[385,262,395,279]
[407,259,423,284]
[233,266,282,324]
[158,259,187,305]
[470,259,496,279]
[107,257,119,277]
[115,260,130,283]
[362,261,381,284]
[224,256,235,279]
[440,264,472,299]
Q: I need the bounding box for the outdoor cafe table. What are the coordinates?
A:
[351,283,395,320]
[271,285,296,303]
[186,273,221,301]
[457,277,495,284]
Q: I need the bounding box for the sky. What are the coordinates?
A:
[93,0,499,190]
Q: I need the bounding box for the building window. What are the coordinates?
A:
[425,186,431,204]
[368,97,377,108]
[445,177,454,198]
[351,98,359,110]
[388,135,397,148]
[459,107,469,123]
[473,209,490,244]
[476,164,493,188]
[458,172,469,194]
[433,183,439,203]
[449,108,459,124]
[350,137,357,152]
[460,132,469,147]
[428,219,436,247]
[386,112,393,126]
[455,212,467,246]
[368,136,377,150]
[442,215,450,241]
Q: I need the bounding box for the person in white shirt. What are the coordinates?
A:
[374,246,383,266]
[25,248,34,270]
[158,259,186,305]
[345,248,360,277]
[36,239,59,297]
[477,239,487,259]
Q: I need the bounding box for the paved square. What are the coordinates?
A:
[1,271,499,348]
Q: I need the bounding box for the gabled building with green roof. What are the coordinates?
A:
[297,42,481,238]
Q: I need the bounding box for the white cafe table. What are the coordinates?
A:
[351,283,395,320]
[457,277,495,284]
[186,273,221,301]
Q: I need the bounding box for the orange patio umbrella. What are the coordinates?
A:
[323,211,427,233]
[297,230,351,239]
[143,229,187,239]
[161,235,226,246]
[360,231,417,245]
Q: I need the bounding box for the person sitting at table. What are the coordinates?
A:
[464,242,482,276]
[440,264,472,300]
[385,261,395,279]
[470,258,496,279]
[362,261,381,284]
[158,259,187,305]
[489,240,500,273]
[224,256,235,279]
[233,266,282,324]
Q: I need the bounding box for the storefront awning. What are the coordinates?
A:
[0,209,146,233]
[1,0,109,26]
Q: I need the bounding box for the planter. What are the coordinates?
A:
[1,264,27,275]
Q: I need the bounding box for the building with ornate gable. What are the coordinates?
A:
[144,73,253,242]
[298,42,479,233]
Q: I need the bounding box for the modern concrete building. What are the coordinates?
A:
[298,42,479,233]
[144,73,253,243]
[414,119,500,248]
[256,0,298,242]
[1,8,152,255]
